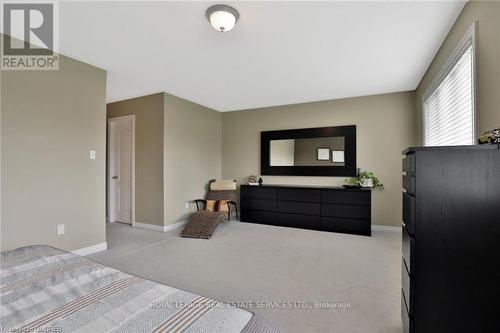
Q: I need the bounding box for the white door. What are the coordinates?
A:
[108,115,135,224]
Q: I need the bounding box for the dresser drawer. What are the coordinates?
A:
[321,217,370,236]
[402,192,416,235]
[278,188,320,202]
[241,198,276,212]
[402,175,415,195]
[277,213,320,229]
[277,201,320,216]
[240,186,277,200]
[321,190,370,205]
[240,209,276,225]
[401,292,415,333]
[402,153,415,176]
[402,226,415,275]
[321,204,370,219]
[402,259,415,316]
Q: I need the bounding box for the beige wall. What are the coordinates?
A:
[1,53,107,251]
[107,93,164,226]
[415,0,500,145]
[221,92,416,227]
[163,93,222,225]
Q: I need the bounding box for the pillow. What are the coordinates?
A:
[216,200,229,212]
[210,180,236,191]
[205,200,216,212]
[205,200,229,212]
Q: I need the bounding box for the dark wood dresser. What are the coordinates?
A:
[240,184,371,236]
[401,145,500,333]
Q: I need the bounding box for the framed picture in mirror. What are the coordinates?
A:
[332,150,345,163]
[316,148,330,161]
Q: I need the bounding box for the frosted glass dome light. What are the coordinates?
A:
[206,5,239,32]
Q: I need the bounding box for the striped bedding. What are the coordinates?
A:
[1,245,282,333]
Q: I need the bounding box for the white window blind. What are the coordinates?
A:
[423,25,475,147]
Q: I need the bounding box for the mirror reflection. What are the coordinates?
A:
[270,136,346,167]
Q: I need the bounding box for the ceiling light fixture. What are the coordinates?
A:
[206,4,239,32]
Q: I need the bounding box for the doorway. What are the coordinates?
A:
[107,115,135,225]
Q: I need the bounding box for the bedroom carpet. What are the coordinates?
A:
[89,222,403,333]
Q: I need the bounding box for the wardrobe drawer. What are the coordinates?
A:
[321,217,370,236]
[321,190,370,205]
[277,213,320,230]
[241,198,276,212]
[240,209,276,225]
[402,153,415,176]
[402,226,415,275]
[402,259,415,316]
[277,201,320,216]
[403,175,415,196]
[321,204,370,219]
[278,188,320,203]
[401,292,415,333]
[240,186,276,200]
[402,192,416,235]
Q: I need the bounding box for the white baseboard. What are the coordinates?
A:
[71,242,108,256]
[372,224,400,232]
[134,220,187,233]
[133,221,166,232]
[164,220,187,232]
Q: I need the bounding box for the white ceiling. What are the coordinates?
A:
[57,1,466,112]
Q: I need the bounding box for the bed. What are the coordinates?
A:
[1,245,282,333]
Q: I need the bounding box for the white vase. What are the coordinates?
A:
[361,178,374,188]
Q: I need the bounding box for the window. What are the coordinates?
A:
[423,23,476,146]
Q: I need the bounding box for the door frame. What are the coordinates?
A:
[107,114,136,226]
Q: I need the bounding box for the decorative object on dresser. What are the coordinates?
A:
[240,184,371,236]
[477,127,500,144]
[401,145,500,333]
[248,175,259,185]
[345,170,384,189]
[261,125,357,176]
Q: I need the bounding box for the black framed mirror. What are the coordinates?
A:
[261,125,357,176]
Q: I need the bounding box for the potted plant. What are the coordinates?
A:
[345,170,384,189]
